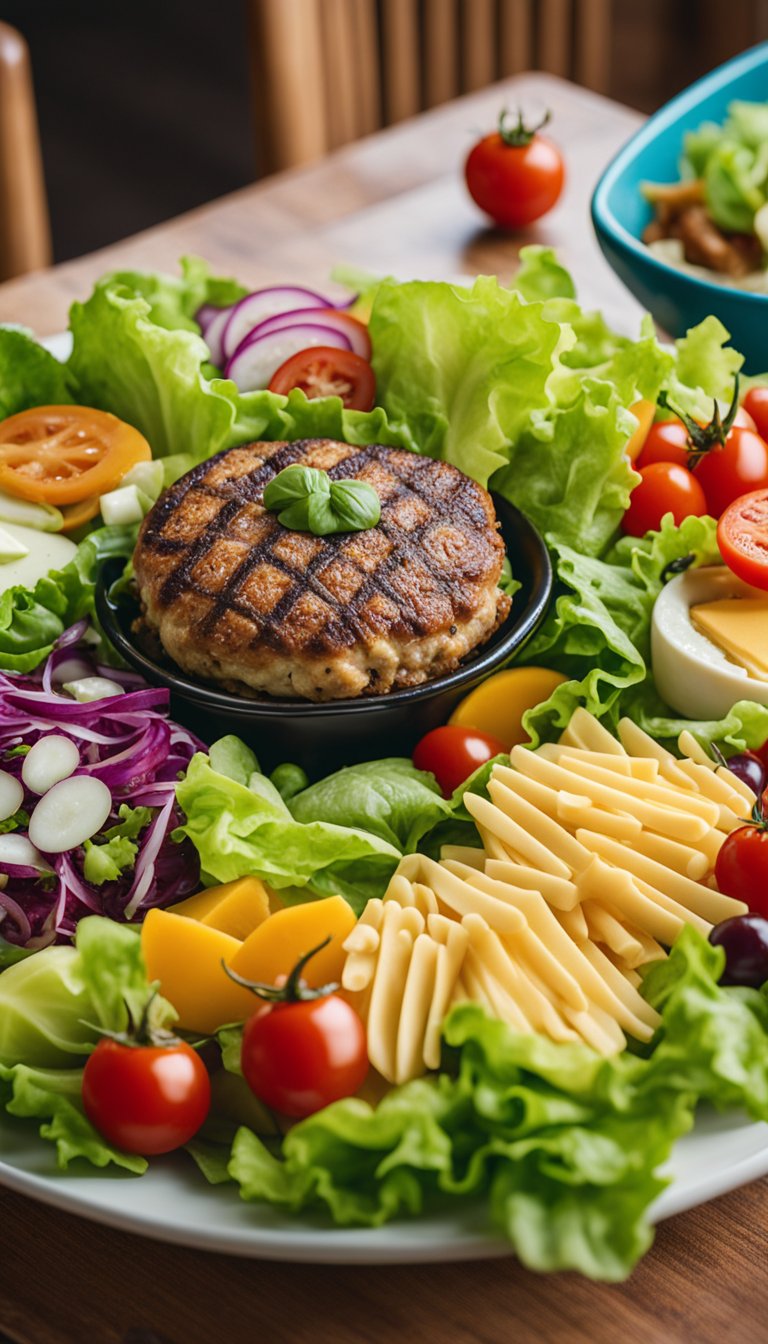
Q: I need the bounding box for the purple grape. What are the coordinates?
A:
[709,915,768,987]
[726,751,767,797]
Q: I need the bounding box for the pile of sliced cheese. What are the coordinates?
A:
[341,710,753,1083]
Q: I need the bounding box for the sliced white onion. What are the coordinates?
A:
[22,735,80,795]
[0,833,49,870]
[29,776,112,853]
[52,657,93,686]
[63,676,126,702]
[0,769,23,821]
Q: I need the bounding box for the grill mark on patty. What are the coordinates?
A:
[137,440,506,658]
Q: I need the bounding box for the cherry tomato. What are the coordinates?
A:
[241,994,368,1118]
[268,346,376,411]
[622,462,708,537]
[465,109,564,229]
[0,406,151,505]
[694,423,768,518]
[717,489,768,592]
[413,725,507,797]
[638,408,756,471]
[82,1039,210,1155]
[743,387,768,440]
[637,419,690,470]
[715,824,768,919]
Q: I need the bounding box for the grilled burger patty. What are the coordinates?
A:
[133,439,511,702]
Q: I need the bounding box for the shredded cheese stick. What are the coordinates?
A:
[483,860,580,911]
[675,758,754,816]
[627,830,710,881]
[564,708,627,754]
[618,717,697,790]
[715,765,758,807]
[477,823,509,862]
[511,746,712,843]
[556,791,642,841]
[423,917,470,1068]
[577,829,746,925]
[547,745,660,783]
[460,943,536,1034]
[554,755,721,826]
[577,856,687,944]
[398,853,527,933]
[555,904,590,941]
[465,791,573,877]
[395,933,439,1084]
[464,926,580,1043]
[582,900,647,963]
[439,845,485,870]
[365,903,424,1080]
[562,1003,627,1055]
[342,900,384,992]
[488,776,593,873]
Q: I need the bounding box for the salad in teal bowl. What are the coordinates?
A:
[592,43,768,371]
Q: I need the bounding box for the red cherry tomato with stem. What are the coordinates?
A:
[622,462,708,537]
[227,939,368,1119]
[413,724,507,798]
[465,108,564,230]
[715,819,768,918]
[83,1036,210,1155]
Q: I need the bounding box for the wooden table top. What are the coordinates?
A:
[0,72,765,1344]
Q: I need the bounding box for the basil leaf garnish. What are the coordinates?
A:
[263,465,381,536]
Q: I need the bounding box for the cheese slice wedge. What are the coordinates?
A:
[690,597,768,683]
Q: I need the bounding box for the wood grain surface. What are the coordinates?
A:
[0,72,766,1344]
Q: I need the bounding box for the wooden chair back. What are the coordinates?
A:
[0,22,51,281]
[248,0,612,172]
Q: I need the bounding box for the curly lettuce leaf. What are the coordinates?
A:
[67,258,409,478]
[289,758,450,852]
[0,1061,146,1174]
[175,750,403,913]
[0,325,73,416]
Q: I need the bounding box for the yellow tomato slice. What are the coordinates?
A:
[0,406,151,505]
[625,399,656,463]
[450,667,569,749]
[58,496,101,533]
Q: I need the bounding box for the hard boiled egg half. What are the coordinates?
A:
[652,565,768,720]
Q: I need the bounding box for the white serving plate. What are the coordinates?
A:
[5,323,761,1263]
[1,1101,766,1262]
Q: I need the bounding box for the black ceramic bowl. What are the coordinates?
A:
[95,495,552,777]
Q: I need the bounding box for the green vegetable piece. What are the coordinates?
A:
[270,762,309,803]
[263,464,380,536]
[328,479,381,532]
[82,834,138,886]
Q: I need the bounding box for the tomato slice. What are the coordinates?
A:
[59,496,101,533]
[0,406,151,504]
[268,347,376,411]
[717,489,768,591]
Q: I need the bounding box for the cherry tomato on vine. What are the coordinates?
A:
[413,725,507,797]
[227,940,368,1118]
[715,822,768,918]
[694,422,768,517]
[639,408,758,472]
[465,109,564,229]
[717,489,768,592]
[82,1038,210,1155]
[743,387,768,440]
[622,462,708,537]
[241,993,367,1118]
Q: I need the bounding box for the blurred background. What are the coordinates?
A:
[2,0,768,265]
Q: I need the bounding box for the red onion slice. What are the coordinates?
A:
[220,285,332,363]
[224,324,352,392]
[237,307,371,361]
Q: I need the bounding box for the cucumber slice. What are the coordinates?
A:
[100,483,146,526]
[0,490,64,532]
[0,525,29,562]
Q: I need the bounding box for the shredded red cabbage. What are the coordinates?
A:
[0,621,203,949]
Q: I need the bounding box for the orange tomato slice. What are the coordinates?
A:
[0,406,151,505]
[59,496,101,533]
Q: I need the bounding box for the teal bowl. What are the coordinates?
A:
[592,43,768,373]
